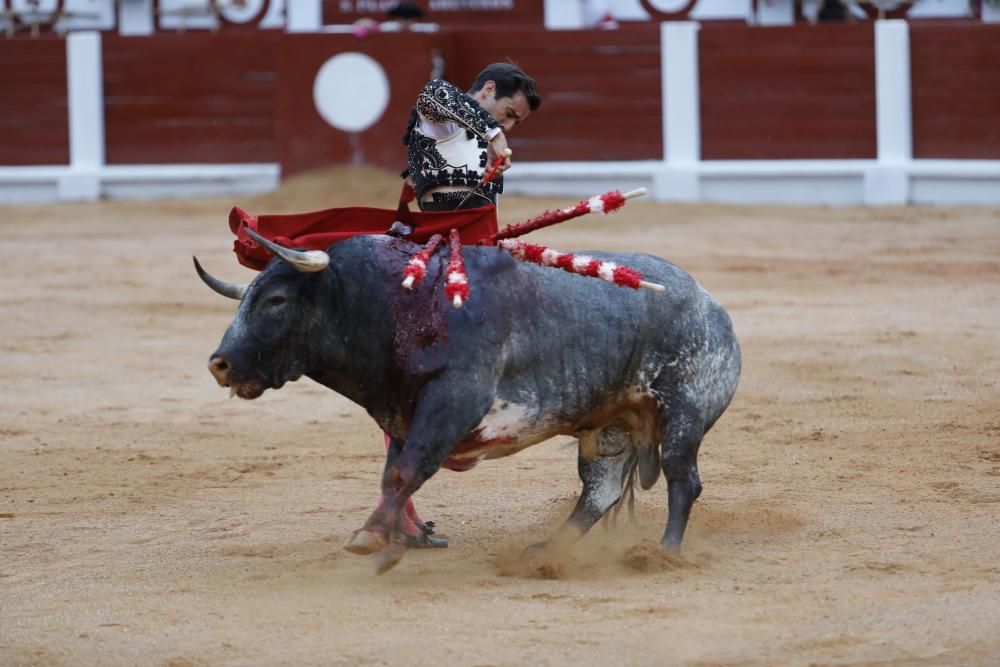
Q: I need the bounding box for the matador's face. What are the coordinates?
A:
[473,81,532,134]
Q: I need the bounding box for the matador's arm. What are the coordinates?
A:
[416,79,500,141]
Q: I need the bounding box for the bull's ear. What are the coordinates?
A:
[244,227,329,273]
[193,257,248,300]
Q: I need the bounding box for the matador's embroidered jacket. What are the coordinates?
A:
[403,79,502,208]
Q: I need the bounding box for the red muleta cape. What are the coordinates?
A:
[230,187,499,271]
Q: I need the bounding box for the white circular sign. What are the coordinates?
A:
[219,0,266,24]
[313,53,390,133]
[645,0,692,12]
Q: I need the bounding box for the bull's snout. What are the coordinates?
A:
[208,353,266,399]
[208,355,231,386]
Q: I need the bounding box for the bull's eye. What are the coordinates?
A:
[265,295,287,308]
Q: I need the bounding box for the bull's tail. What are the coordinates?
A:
[601,452,638,527]
[608,439,660,524]
[590,421,661,526]
[622,453,640,521]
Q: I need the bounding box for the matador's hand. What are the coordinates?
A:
[488,132,511,172]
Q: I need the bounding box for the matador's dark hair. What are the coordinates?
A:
[469,62,542,111]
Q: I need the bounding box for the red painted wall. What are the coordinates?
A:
[102,33,279,164]
[275,25,662,175]
[445,24,664,162]
[699,24,877,160]
[910,23,1000,159]
[0,36,69,166]
[275,31,436,175]
[4,23,1000,173]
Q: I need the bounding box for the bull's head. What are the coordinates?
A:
[195,228,331,400]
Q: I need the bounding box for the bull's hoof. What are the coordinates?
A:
[344,529,387,555]
[523,540,548,557]
[373,542,407,575]
[659,537,682,553]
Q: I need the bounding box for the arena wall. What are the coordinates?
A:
[0,19,999,205]
[909,23,1000,160]
[445,25,663,163]
[102,33,281,165]
[698,24,877,160]
[0,36,69,167]
[276,31,438,175]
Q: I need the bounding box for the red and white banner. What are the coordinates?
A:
[323,0,543,25]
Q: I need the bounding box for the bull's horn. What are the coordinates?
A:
[193,257,248,300]
[244,226,329,273]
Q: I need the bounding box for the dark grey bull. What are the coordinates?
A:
[195,229,740,573]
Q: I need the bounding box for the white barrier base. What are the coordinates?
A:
[0,164,280,204]
[505,159,1000,207]
[2,160,999,207]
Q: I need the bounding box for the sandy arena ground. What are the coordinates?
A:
[1,167,999,666]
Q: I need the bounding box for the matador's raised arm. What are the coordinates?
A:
[416,79,499,141]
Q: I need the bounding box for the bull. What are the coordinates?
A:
[195,229,741,573]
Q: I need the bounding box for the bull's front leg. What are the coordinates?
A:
[345,436,448,556]
[384,434,449,549]
[344,381,491,574]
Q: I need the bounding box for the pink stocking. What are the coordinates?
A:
[382,433,425,537]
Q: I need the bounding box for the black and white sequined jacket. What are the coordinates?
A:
[403,79,502,208]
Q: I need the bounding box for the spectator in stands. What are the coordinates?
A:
[582,0,618,29]
[386,2,424,25]
[354,2,427,37]
[402,62,542,211]
[818,0,849,22]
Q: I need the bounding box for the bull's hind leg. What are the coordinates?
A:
[659,399,706,550]
[537,423,633,550]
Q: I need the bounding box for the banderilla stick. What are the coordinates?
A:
[456,148,512,209]
[490,188,647,244]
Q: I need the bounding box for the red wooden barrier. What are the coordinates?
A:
[3,23,1000,177]
[446,24,663,162]
[699,23,876,160]
[102,32,280,164]
[0,36,69,166]
[274,31,436,176]
[910,23,1000,159]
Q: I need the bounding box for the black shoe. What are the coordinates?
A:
[405,521,449,549]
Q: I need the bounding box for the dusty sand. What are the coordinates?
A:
[2,167,999,666]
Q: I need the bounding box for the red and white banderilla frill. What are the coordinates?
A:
[401,233,445,289]
[445,228,469,308]
[498,239,665,292]
[400,230,471,308]
[489,188,646,244]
